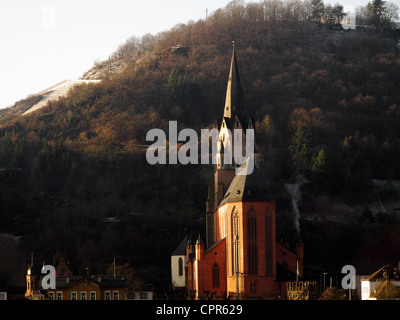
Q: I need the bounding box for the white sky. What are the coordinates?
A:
[0,0,398,108]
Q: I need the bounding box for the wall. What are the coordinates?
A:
[171,255,187,288]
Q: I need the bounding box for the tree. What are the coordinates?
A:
[332,3,346,24]
[264,0,284,22]
[311,148,326,173]
[319,287,347,300]
[311,0,325,23]
[366,0,399,33]
[367,0,385,30]
[257,114,276,142]
[289,126,311,172]
[106,262,143,291]
[383,1,399,22]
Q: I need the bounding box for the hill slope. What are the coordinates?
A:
[1,1,400,291]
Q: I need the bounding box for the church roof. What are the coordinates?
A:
[276,263,304,282]
[171,234,189,256]
[218,160,272,207]
[224,42,247,119]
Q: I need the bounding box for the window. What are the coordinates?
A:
[178,257,183,276]
[250,280,257,293]
[231,208,239,276]
[105,291,111,300]
[90,291,96,300]
[247,207,257,275]
[113,291,119,300]
[139,292,148,300]
[48,292,54,300]
[265,208,273,275]
[56,292,62,300]
[80,292,87,300]
[212,263,220,288]
[71,292,77,300]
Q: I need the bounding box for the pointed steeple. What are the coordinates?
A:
[224,41,247,119]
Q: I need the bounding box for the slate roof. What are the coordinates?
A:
[218,160,273,207]
[369,280,400,300]
[276,263,304,282]
[171,235,189,256]
[365,263,400,281]
[54,275,128,289]
[0,234,26,287]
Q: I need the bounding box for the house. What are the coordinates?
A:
[25,258,128,300]
[352,260,392,298]
[361,263,400,300]
[45,275,128,300]
[178,44,306,300]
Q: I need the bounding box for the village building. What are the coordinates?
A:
[24,255,129,300]
[361,262,400,300]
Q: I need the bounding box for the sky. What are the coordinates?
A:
[0,0,398,109]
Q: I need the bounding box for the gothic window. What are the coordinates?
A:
[247,207,257,275]
[265,207,273,275]
[178,257,183,276]
[212,263,220,288]
[250,280,257,293]
[231,207,239,276]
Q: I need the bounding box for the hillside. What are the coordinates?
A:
[1,0,400,293]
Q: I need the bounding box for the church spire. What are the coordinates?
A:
[224,41,247,119]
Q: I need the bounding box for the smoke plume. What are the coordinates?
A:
[284,175,307,237]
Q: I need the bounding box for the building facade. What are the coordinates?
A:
[25,259,128,300]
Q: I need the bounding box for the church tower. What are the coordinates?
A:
[206,42,259,248]
[205,43,276,299]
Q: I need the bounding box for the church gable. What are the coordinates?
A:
[198,238,227,298]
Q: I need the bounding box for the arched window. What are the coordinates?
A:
[212,263,220,288]
[231,207,239,276]
[178,257,183,276]
[247,207,257,275]
[265,207,273,275]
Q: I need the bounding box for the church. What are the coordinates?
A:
[171,44,305,300]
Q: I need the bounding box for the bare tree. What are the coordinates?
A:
[383,1,399,22]
[246,2,265,22]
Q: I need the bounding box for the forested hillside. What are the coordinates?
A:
[1,0,400,293]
